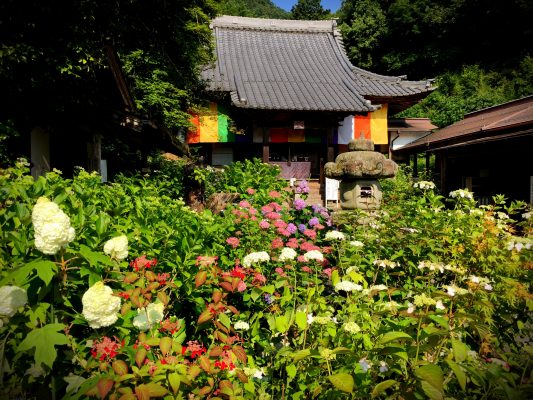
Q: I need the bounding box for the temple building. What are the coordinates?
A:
[190,16,434,182]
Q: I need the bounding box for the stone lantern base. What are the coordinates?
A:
[340,179,382,210]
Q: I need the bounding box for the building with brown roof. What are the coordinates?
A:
[394,96,533,204]
[191,16,433,184]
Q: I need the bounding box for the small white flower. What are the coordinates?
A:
[349,240,364,247]
[484,283,493,291]
[325,230,346,241]
[522,211,532,220]
[443,285,456,297]
[307,313,315,324]
[407,302,416,314]
[279,247,297,262]
[303,250,324,262]
[370,284,388,291]
[435,300,446,310]
[379,361,389,372]
[334,281,362,292]
[469,275,480,283]
[234,320,250,330]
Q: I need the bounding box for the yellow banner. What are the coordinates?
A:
[370,104,388,144]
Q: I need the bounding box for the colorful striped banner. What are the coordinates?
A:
[187,102,235,143]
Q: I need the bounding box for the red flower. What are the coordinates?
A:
[91,336,122,361]
[130,255,157,271]
[118,291,130,300]
[230,267,246,280]
[271,237,284,249]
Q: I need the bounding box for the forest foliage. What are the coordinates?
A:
[337,0,533,125]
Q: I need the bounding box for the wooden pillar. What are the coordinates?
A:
[413,153,418,178]
[327,128,334,162]
[30,126,50,178]
[87,133,102,173]
[439,154,447,193]
[262,127,269,163]
[425,152,430,174]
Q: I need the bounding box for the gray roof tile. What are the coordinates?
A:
[203,16,434,112]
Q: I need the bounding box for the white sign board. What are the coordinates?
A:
[325,178,339,204]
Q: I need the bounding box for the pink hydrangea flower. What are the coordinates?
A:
[304,229,317,240]
[278,228,291,237]
[259,220,270,229]
[238,200,250,208]
[269,202,283,212]
[226,237,240,248]
[273,219,287,229]
[237,280,247,292]
[266,212,282,220]
[271,237,284,249]
[261,205,274,214]
[275,267,287,277]
[297,255,306,263]
[286,238,299,248]
[301,266,312,273]
[269,190,281,198]
[323,268,333,278]
[246,188,256,195]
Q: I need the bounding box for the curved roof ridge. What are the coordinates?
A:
[212,15,335,33]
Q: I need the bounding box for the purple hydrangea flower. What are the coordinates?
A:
[287,223,297,234]
[294,199,306,210]
[263,293,273,304]
[309,217,319,227]
[359,359,371,372]
[295,180,310,194]
[298,224,307,233]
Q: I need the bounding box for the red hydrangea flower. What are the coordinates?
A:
[130,255,157,271]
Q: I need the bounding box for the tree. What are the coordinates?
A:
[339,0,387,69]
[291,0,330,20]
[218,0,290,19]
[0,0,217,162]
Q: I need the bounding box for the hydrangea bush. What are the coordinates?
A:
[0,160,531,399]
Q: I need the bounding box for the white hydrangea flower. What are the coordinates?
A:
[406,302,416,314]
[307,313,315,324]
[32,197,75,255]
[0,286,28,318]
[325,230,346,241]
[242,251,270,268]
[303,250,324,262]
[334,281,363,292]
[234,320,250,330]
[522,211,532,220]
[103,235,129,260]
[279,247,297,262]
[373,259,398,269]
[133,302,165,331]
[343,321,361,333]
[449,189,473,200]
[370,284,388,291]
[435,300,446,310]
[413,180,436,190]
[442,284,468,297]
[349,240,364,247]
[243,367,265,379]
[82,281,121,329]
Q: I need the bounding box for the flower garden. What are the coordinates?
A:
[0,158,532,399]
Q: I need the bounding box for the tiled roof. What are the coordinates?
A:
[396,96,533,152]
[388,118,437,133]
[203,16,434,112]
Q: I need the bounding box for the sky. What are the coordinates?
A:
[273,1,342,13]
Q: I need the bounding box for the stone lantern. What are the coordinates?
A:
[324,138,398,210]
